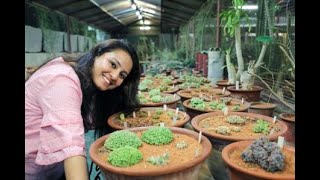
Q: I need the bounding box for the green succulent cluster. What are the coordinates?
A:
[226,115,246,124]
[104,130,142,150]
[190,98,205,110]
[147,152,170,166]
[108,146,143,167]
[141,127,174,145]
[253,119,270,134]
[176,141,188,149]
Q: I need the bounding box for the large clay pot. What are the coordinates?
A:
[227,86,263,102]
[177,88,231,103]
[183,98,250,120]
[89,127,212,180]
[215,79,235,89]
[139,93,181,109]
[279,113,295,146]
[221,140,295,180]
[248,102,277,117]
[191,111,288,151]
[107,107,190,130]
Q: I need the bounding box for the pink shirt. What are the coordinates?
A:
[25,57,85,179]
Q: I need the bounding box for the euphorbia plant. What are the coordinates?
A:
[221,0,272,90]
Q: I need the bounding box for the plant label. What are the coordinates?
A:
[133,111,136,118]
[222,87,226,94]
[223,107,228,115]
[236,81,240,90]
[241,98,244,104]
[163,104,167,111]
[175,108,179,115]
[148,111,151,117]
[198,131,202,143]
[277,136,284,149]
[273,116,277,123]
[160,122,165,127]
[172,84,175,88]
[173,93,176,98]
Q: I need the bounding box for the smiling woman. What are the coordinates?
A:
[92,49,133,91]
[25,39,141,180]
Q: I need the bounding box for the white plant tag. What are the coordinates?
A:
[236,81,240,90]
[173,93,176,98]
[277,136,284,149]
[241,98,244,104]
[222,87,226,94]
[133,111,136,118]
[172,84,175,88]
[175,108,179,115]
[160,122,165,127]
[198,131,202,143]
[273,116,277,123]
[223,107,228,115]
[163,104,167,111]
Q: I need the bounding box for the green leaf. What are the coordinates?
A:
[256,36,273,43]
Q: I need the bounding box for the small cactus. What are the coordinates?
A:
[176,141,188,149]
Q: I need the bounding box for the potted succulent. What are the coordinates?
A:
[191,111,288,151]
[89,126,212,180]
[221,137,295,180]
[183,97,250,119]
[107,107,190,130]
[138,89,181,109]
[177,88,231,103]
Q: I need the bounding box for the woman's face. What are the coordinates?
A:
[92,49,133,91]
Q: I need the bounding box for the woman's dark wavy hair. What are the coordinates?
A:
[73,39,140,138]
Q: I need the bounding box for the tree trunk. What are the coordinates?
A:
[235,25,244,81]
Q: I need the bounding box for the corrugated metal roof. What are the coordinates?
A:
[27,0,294,35]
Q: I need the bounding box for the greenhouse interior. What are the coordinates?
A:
[25,0,295,179]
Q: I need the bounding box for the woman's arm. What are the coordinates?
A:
[64,155,89,180]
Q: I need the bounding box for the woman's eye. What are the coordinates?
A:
[120,73,127,79]
[110,61,117,69]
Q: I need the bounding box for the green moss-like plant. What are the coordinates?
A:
[108,146,143,167]
[141,127,173,145]
[104,130,142,150]
[253,119,270,134]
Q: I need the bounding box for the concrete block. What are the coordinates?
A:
[25,26,42,52]
[43,29,64,53]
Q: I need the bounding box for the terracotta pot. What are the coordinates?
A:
[248,102,277,117]
[139,93,181,109]
[227,86,263,102]
[89,127,212,180]
[191,112,288,151]
[221,140,295,180]
[177,88,231,103]
[183,98,250,120]
[107,107,190,130]
[279,113,295,146]
[215,80,235,89]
